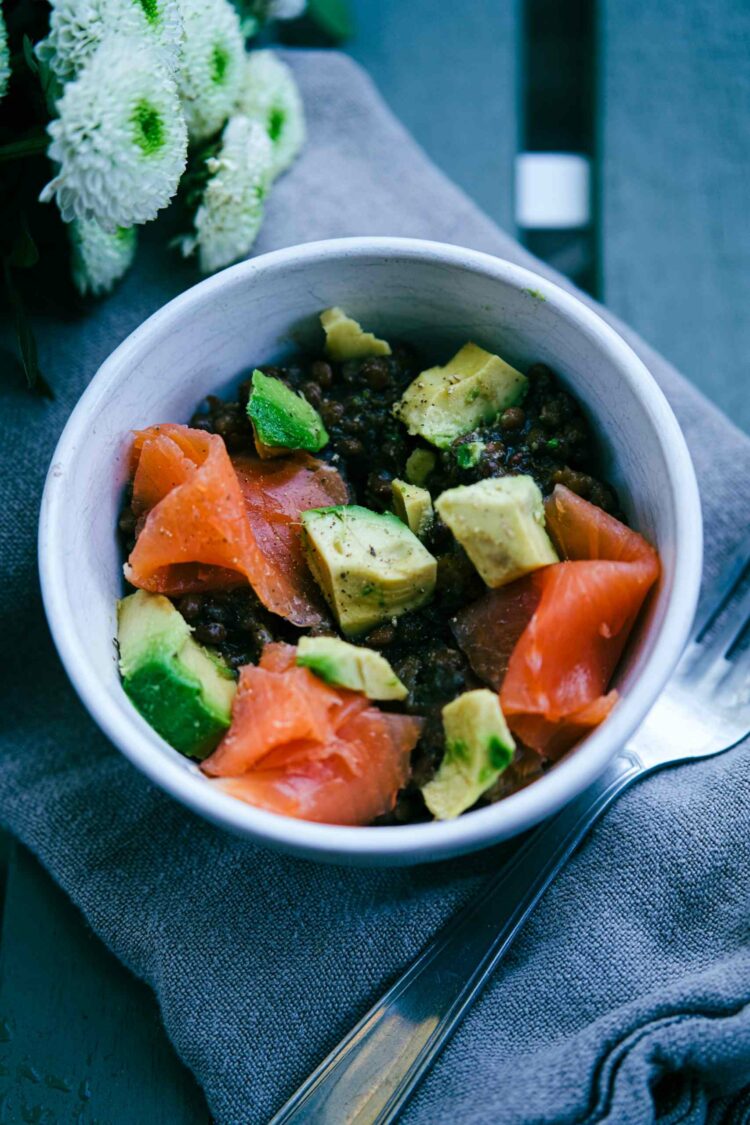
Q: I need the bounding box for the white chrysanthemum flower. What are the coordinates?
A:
[177,0,244,142]
[0,6,10,103]
[268,0,306,18]
[70,218,137,295]
[40,37,188,230]
[37,0,183,82]
[234,50,305,179]
[181,115,272,274]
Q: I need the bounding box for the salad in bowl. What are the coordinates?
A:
[115,306,660,827]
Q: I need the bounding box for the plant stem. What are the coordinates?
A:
[0,134,48,164]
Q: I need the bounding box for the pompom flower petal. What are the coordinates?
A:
[0,6,9,103]
[70,218,136,296]
[40,37,188,230]
[177,0,245,142]
[181,115,272,274]
[37,0,183,82]
[234,50,305,179]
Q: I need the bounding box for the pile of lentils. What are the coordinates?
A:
[119,345,621,823]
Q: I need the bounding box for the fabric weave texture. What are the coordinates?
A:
[1,51,749,1125]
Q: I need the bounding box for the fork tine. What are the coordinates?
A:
[694,580,750,671]
[694,530,750,639]
[720,642,750,706]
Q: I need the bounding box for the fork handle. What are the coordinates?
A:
[270,749,646,1125]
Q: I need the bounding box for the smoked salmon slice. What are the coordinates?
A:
[130,430,198,515]
[544,484,660,568]
[203,642,419,825]
[501,486,660,756]
[211,710,420,825]
[232,452,347,624]
[201,656,366,777]
[258,641,298,672]
[451,576,542,691]
[508,692,618,763]
[454,485,660,759]
[124,424,347,627]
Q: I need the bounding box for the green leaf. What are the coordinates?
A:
[22,35,39,76]
[2,259,51,396]
[9,216,40,270]
[0,133,48,164]
[306,0,354,41]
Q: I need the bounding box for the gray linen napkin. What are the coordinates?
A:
[2,51,749,1125]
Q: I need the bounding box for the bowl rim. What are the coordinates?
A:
[38,236,703,864]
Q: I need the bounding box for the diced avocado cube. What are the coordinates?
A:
[247,369,328,454]
[435,475,558,588]
[405,447,437,486]
[391,479,434,539]
[422,690,515,819]
[320,307,392,361]
[394,342,527,450]
[301,505,437,635]
[296,636,408,700]
[117,590,236,759]
[455,441,486,469]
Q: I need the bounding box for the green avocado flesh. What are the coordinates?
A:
[405,447,437,486]
[118,591,236,759]
[455,440,486,469]
[394,342,528,449]
[247,368,328,453]
[320,307,392,361]
[421,690,515,819]
[301,505,437,635]
[296,636,407,700]
[391,479,434,539]
[435,475,559,588]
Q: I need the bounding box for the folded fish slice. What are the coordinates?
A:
[499,487,660,757]
[506,691,619,761]
[501,560,654,724]
[451,576,541,691]
[544,484,661,569]
[125,425,347,625]
[232,452,348,622]
[211,710,420,825]
[131,432,197,516]
[204,641,420,825]
[201,661,346,777]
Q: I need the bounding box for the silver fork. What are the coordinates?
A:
[271,534,750,1125]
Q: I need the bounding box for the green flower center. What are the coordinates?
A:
[211,44,230,85]
[138,0,160,24]
[116,227,135,247]
[268,106,285,142]
[132,100,165,156]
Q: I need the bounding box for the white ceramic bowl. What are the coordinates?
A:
[39,237,702,866]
